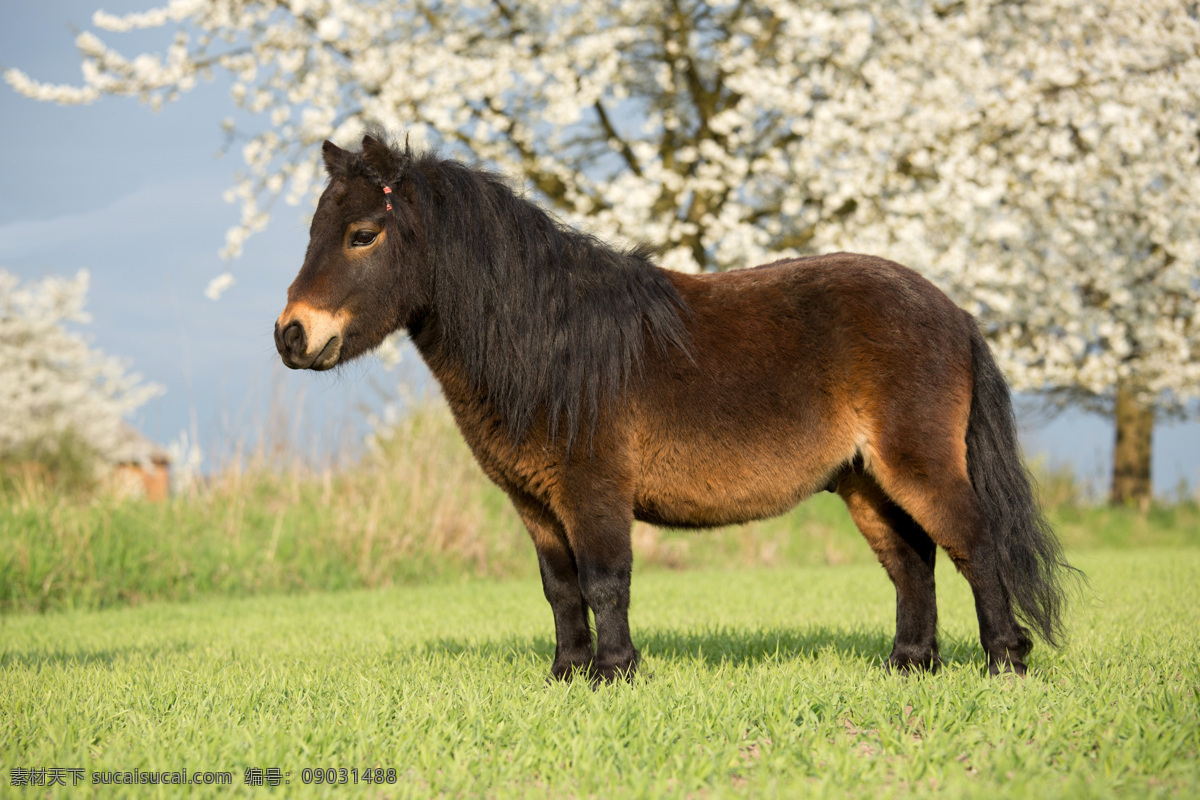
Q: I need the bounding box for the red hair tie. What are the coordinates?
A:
[382,185,393,211]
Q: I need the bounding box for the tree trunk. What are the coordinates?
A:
[1110,382,1154,508]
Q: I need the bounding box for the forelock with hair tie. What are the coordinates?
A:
[359,134,412,215]
[358,162,402,215]
[379,170,408,214]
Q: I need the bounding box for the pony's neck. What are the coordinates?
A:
[405,308,440,361]
[406,308,471,394]
[406,307,513,439]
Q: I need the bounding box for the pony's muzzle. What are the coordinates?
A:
[274,304,346,371]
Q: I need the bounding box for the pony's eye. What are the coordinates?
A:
[351,229,378,247]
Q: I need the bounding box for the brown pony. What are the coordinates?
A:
[276,134,1075,681]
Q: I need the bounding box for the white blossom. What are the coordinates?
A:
[204,271,235,300]
[0,269,164,464]
[6,0,1198,422]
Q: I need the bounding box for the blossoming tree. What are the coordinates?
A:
[860,0,1200,505]
[7,0,1197,504]
[0,269,163,469]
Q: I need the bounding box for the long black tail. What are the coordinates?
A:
[965,317,1079,647]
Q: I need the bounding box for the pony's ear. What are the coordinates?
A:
[361,134,398,178]
[322,140,350,176]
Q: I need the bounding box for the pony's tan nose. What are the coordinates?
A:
[274,303,347,371]
[275,319,308,365]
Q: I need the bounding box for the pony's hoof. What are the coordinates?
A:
[589,651,640,687]
[547,656,594,683]
[886,649,941,675]
[986,658,1027,677]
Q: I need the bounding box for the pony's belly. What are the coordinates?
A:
[633,488,812,528]
[630,402,858,529]
[632,448,837,529]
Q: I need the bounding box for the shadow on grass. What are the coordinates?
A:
[641,625,891,667]
[420,625,983,671]
[0,641,193,669]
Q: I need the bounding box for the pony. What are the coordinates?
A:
[276,133,1075,681]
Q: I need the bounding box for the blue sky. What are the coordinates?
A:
[0,0,422,469]
[2,1,1197,494]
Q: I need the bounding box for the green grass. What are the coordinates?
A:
[2,550,1197,798]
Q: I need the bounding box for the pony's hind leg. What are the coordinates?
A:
[869,460,1033,675]
[508,490,595,680]
[836,468,940,672]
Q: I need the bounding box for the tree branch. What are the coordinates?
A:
[593,101,642,177]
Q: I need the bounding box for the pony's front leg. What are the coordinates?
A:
[509,491,594,680]
[561,495,638,683]
[576,543,637,683]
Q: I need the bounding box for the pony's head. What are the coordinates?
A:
[275,134,428,370]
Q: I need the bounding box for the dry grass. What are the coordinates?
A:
[2,403,1196,614]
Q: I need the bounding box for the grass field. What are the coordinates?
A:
[3,549,1197,798]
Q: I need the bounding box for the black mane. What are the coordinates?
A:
[341,140,691,451]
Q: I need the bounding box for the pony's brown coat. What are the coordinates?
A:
[277,137,1076,681]
[423,254,972,538]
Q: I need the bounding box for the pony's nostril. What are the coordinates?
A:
[282,320,305,355]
